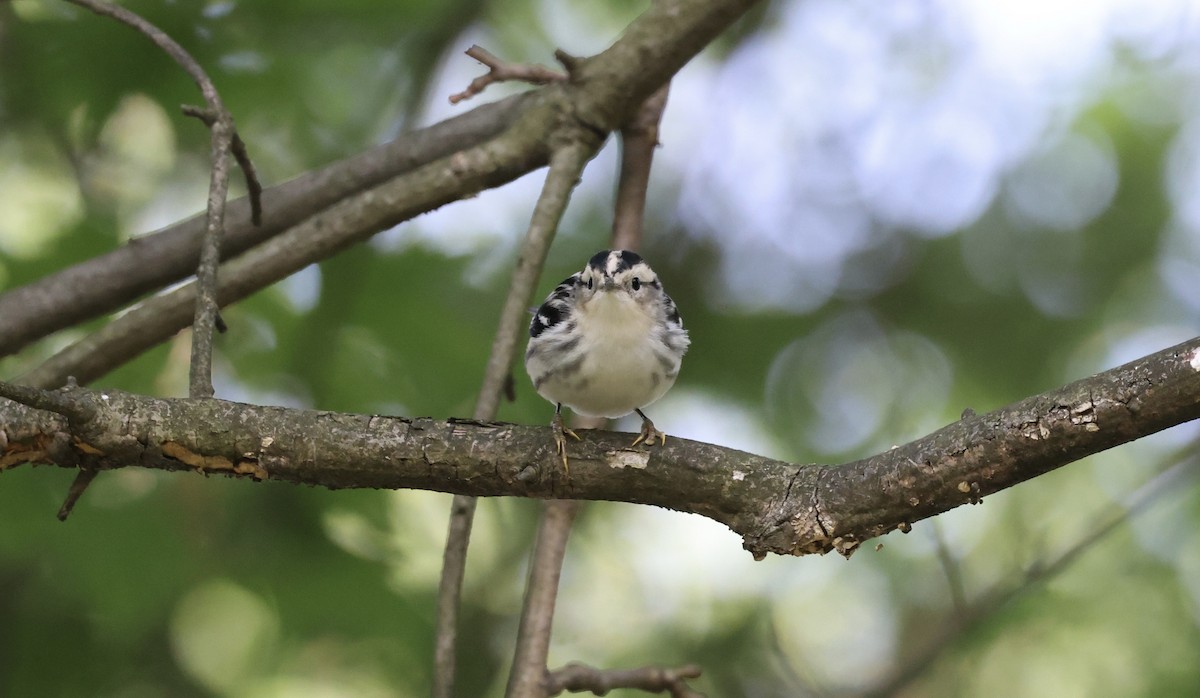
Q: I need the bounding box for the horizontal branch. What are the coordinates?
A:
[3,338,1198,557]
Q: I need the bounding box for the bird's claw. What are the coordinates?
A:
[551,413,580,474]
[632,416,666,448]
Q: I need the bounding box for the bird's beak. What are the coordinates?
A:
[600,277,618,291]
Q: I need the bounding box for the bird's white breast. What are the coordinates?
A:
[534,291,679,418]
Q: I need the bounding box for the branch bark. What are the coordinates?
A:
[4,338,1197,559]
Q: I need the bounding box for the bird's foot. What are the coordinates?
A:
[551,411,581,474]
[632,412,666,447]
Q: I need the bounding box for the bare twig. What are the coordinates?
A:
[506,500,585,698]
[547,662,705,697]
[433,139,601,698]
[433,495,478,698]
[181,105,263,225]
[57,469,99,521]
[0,380,93,423]
[189,110,232,398]
[449,45,566,105]
[860,450,1200,698]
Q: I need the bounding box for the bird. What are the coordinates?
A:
[525,249,690,470]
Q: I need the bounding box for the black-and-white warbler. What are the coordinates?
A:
[525,249,690,469]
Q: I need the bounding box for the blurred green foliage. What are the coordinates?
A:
[2,1,1200,697]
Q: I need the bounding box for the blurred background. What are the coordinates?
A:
[2,0,1200,695]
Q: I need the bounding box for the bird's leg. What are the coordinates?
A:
[632,408,667,447]
[551,404,580,473]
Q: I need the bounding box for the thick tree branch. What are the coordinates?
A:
[3,338,1198,557]
[435,140,600,698]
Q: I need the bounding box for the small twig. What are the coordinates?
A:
[432,495,478,698]
[181,105,263,225]
[449,45,566,105]
[546,662,705,697]
[433,139,600,698]
[506,500,584,698]
[57,468,99,521]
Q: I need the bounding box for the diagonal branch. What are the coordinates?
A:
[434,139,601,698]
[0,94,531,359]
[17,101,560,391]
[13,0,762,391]
[3,338,1198,558]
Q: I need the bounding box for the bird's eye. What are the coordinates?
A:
[586,277,594,290]
[631,277,641,291]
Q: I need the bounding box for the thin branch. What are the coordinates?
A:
[449,45,566,105]
[0,380,94,423]
[190,109,233,398]
[4,338,1198,556]
[434,139,602,698]
[546,662,705,698]
[433,495,478,698]
[506,500,584,698]
[57,468,99,521]
[859,449,1199,698]
[182,105,263,225]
